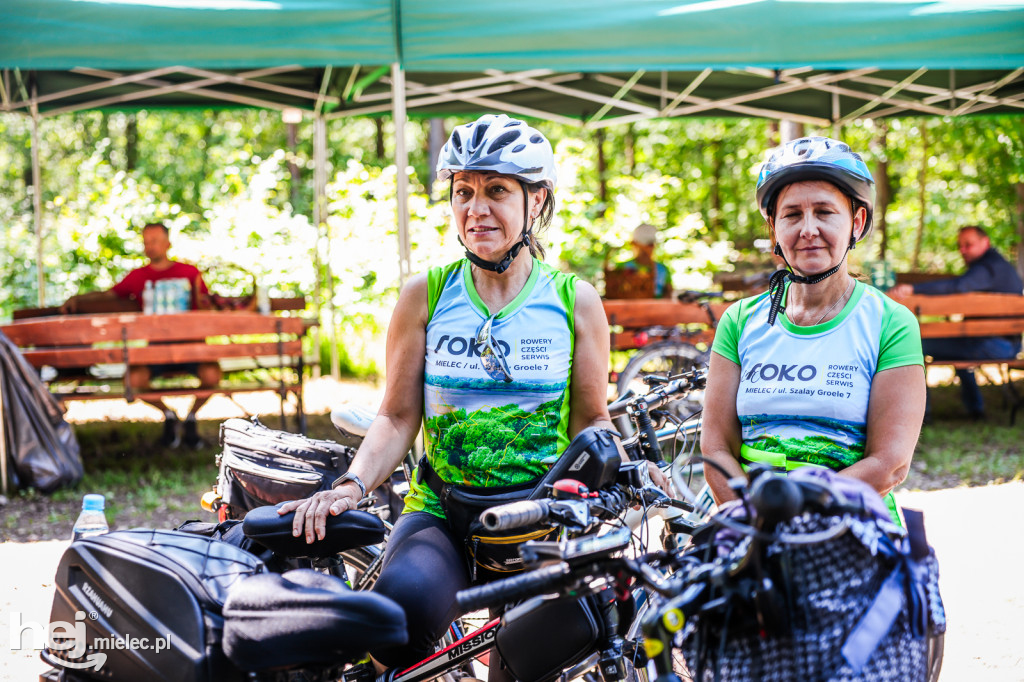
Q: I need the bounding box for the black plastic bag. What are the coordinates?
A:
[0,331,83,492]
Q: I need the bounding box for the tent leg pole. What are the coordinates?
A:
[31,108,44,307]
[392,63,411,287]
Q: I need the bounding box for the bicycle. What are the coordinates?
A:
[322,462,675,682]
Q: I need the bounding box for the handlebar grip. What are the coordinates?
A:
[481,500,550,531]
[456,563,571,612]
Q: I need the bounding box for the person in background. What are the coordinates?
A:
[620,223,673,298]
[889,225,1024,419]
[61,222,220,448]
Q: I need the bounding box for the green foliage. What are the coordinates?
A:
[1,109,1021,356]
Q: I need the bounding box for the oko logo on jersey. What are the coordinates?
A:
[743,362,818,384]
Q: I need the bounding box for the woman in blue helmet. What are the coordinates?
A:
[700,136,926,523]
[280,114,639,670]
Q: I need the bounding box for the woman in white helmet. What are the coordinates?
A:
[280,114,630,670]
[700,136,926,524]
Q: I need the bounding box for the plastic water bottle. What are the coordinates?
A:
[155,280,168,314]
[256,285,270,315]
[178,279,192,311]
[72,494,109,541]
[143,280,154,314]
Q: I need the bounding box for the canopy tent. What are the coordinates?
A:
[2,0,1023,307]
[4,0,1024,124]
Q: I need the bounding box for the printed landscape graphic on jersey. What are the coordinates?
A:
[424,373,566,487]
[741,414,867,469]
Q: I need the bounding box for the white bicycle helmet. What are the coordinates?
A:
[436,114,556,191]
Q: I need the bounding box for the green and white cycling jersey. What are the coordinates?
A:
[712,279,923,472]
[403,258,578,518]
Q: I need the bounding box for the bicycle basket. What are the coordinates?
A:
[678,469,943,682]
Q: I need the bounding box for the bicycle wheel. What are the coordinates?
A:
[616,342,708,436]
[622,591,692,682]
[337,544,385,590]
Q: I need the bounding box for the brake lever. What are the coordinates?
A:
[546,499,593,530]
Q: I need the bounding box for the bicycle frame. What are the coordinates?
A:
[371,617,501,682]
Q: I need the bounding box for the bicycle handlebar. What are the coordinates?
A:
[481,500,550,531]
[457,562,574,612]
[483,486,635,533]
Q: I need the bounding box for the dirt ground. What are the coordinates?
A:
[2,378,1023,679]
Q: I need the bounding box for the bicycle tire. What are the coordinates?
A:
[616,342,708,436]
[927,631,944,682]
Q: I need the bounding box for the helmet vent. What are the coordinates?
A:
[487,131,522,154]
[511,144,526,153]
[530,134,544,143]
[451,131,463,154]
[504,120,522,128]
[471,123,488,152]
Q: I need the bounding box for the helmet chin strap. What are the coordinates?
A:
[766,233,856,326]
[455,181,533,275]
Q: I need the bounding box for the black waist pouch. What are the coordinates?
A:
[418,460,556,579]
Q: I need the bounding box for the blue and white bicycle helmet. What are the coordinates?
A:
[756,136,875,243]
[436,114,556,192]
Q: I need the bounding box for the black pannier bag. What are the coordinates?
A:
[217,417,405,520]
[44,529,263,682]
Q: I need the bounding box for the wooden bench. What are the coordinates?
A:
[10,295,309,320]
[1,310,313,432]
[899,292,1024,423]
[602,298,730,351]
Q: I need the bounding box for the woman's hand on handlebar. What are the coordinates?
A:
[278,487,362,543]
[647,461,671,494]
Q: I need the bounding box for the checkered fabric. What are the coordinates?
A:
[679,514,930,682]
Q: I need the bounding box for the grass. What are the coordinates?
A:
[908,380,1024,489]
[2,379,1021,541]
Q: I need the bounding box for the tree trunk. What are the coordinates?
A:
[1016,182,1024,279]
[912,123,928,270]
[125,114,138,172]
[375,118,385,161]
[872,121,891,259]
[710,139,722,235]
[625,124,636,176]
[286,122,300,206]
[427,118,446,202]
[780,120,805,143]
[596,127,607,204]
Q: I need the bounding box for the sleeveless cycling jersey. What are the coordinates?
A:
[712,280,922,521]
[404,258,577,518]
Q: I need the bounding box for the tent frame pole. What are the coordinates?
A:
[31,105,44,307]
[392,63,411,287]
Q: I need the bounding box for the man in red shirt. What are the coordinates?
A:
[61,222,220,448]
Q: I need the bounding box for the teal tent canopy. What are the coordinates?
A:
[3,0,1023,124]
